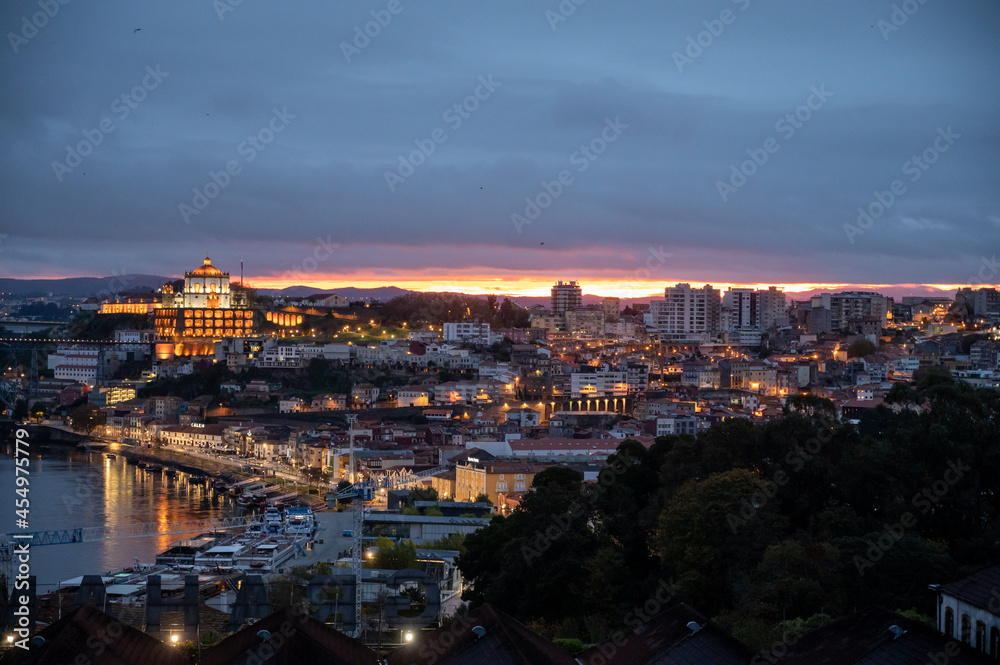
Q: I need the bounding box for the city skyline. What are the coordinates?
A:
[1,1,998,290]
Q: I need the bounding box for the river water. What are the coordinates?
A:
[0,440,236,593]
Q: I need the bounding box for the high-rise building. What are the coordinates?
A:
[602,297,621,322]
[648,283,721,342]
[758,286,787,330]
[551,281,583,314]
[723,287,786,334]
[973,288,1000,321]
[810,291,890,333]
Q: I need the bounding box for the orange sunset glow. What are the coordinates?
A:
[247,273,992,300]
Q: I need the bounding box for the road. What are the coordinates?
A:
[160,444,336,490]
[289,511,356,569]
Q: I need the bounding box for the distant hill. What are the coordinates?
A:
[0,277,419,302]
[258,285,415,301]
[0,275,171,298]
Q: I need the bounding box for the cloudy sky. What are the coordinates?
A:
[1,0,998,298]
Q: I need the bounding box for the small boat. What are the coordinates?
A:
[136,461,148,468]
[165,468,178,477]
[189,476,208,485]
[146,465,163,473]
[105,453,117,459]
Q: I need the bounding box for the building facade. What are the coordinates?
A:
[551,281,583,314]
[648,283,722,342]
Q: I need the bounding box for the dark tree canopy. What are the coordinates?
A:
[457,383,1000,648]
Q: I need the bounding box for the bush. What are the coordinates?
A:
[553,638,587,654]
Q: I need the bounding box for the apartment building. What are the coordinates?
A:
[454,461,546,504]
[443,321,492,344]
[551,280,583,314]
[570,371,629,398]
[647,283,722,342]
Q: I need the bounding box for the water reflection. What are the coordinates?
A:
[0,443,235,591]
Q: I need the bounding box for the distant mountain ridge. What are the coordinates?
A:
[0,275,171,298]
[0,276,420,301]
[260,285,414,300]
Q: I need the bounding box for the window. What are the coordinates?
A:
[976,621,986,652]
[991,627,999,657]
[961,614,971,645]
[944,608,954,637]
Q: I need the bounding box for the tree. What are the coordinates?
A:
[13,399,28,422]
[70,404,101,434]
[784,393,836,417]
[30,402,46,423]
[409,487,439,503]
[847,339,876,358]
[656,469,787,615]
[372,537,418,570]
[474,492,492,505]
[459,467,607,636]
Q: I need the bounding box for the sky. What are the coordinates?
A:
[1,0,998,299]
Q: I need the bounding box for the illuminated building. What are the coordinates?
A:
[551,280,583,314]
[648,283,722,342]
[99,299,160,314]
[154,257,257,343]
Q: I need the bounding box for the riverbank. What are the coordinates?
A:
[122,446,330,510]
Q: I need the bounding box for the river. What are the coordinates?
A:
[0,439,237,593]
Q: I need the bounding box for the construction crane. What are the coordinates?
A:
[330,480,372,637]
[326,413,374,637]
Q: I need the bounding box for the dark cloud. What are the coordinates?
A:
[1,0,998,288]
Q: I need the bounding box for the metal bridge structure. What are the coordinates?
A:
[0,515,258,588]
[0,337,158,411]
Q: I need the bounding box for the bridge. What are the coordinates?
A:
[3,515,257,546]
[0,337,159,410]
[0,515,259,584]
